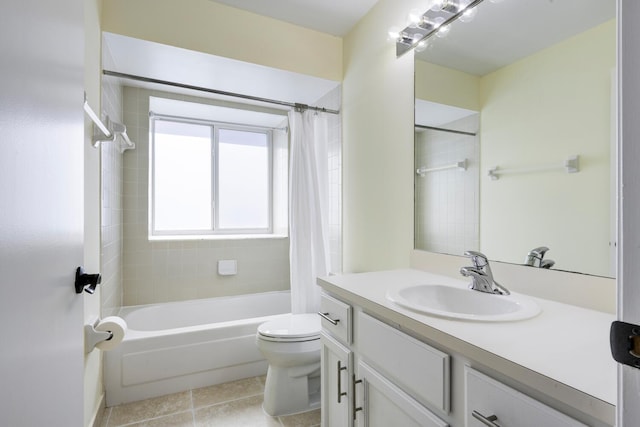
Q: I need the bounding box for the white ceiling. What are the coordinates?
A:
[415,0,616,76]
[209,0,380,36]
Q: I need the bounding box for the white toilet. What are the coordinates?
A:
[256,313,322,416]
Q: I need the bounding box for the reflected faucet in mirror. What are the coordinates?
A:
[524,247,555,269]
[460,250,510,295]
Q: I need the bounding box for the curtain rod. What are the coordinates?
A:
[415,124,477,137]
[103,70,340,115]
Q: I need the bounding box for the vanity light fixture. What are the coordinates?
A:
[392,0,487,57]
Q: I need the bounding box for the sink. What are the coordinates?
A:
[386,284,541,322]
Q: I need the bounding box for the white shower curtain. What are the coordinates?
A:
[288,109,331,314]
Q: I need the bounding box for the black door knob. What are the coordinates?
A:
[75,267,102,294]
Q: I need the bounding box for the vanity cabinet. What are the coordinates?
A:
[320,290,596,427]
[320,293,450,427]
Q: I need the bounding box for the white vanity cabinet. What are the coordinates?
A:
[465,367,587,427]
[320,293,450,427]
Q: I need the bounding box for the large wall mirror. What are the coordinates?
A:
[414,0,616,278]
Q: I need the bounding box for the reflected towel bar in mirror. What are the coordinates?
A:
[488,155,579,181]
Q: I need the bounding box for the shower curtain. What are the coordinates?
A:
[288,109,331,314]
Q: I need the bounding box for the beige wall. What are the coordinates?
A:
[101,0,342,82]
[341,0,425,272]
[84,1,105,426]
[480,20,615,276]
[414,60,480,111]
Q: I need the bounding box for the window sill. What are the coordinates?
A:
[148,234,288,242]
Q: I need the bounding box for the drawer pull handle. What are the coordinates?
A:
[472,410,500,426]
[318,312,340,325]
[337,361,347,403]
[353,376,363,420]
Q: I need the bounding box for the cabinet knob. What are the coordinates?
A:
[472,410,500,426]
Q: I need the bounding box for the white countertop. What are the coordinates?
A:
[318,269,616,409]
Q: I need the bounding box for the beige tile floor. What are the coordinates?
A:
[99,376,321,427]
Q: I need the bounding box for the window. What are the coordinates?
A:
[151,117,273,237]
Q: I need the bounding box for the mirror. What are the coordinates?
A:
[414,0,616,278]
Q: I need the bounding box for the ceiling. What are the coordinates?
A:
[415,0,616,76]
[208,0,380,36]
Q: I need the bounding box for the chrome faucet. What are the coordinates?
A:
[460,251,510,295]
[524,246,555,269]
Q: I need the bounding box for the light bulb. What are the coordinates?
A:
[415,39,430,52]
[412,33,424,45]
[430,0,445,11]
[432,16,446,29]
[458,6,477,23]
[387,26,401,41]
[408,9,423,28]
[436,24,450,38]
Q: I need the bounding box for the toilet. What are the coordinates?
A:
[256,313,322,416]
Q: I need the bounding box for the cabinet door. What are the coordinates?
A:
[355,361,448,427]
[322,332,353,427]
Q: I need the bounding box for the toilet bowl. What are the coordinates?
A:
[256,313,321,416]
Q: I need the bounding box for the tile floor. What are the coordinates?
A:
[99,376,321,427]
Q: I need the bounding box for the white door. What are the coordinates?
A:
[321,333,353,427]
[0,0,85,425]
[617,1,640,426]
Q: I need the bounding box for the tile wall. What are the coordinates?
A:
[100,43,124,316]
[316,86,343,274]
[415,114,479,256]
[120,88,291,306]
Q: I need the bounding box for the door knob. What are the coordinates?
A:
[75,267,101,294]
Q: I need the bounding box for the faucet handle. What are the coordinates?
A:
[463,250,488,268]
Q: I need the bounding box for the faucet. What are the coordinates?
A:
[460,251,510,295]
[524,246,555,269]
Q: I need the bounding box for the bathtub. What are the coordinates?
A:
[104,291,291,406]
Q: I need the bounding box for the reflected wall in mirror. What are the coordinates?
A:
[414,0,616,278]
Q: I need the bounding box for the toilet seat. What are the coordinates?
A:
[257,313,321,342]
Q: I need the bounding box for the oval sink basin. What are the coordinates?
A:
[386,284,541,322]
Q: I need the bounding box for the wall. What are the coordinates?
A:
[101,0,342,82]
[415,115,479,255]
[100,42,125,316]
[342,0,424,272]
[315,86,343,273]
[84,0,105,425]
[415,60,480,111]
[120,87,291,305]
[479,20,615,276]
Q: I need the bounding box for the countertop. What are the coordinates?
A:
[318,269,616,422]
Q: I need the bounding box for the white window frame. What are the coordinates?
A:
[149,114,274,238]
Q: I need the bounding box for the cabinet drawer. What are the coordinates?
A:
[320,293,352,345]
[357,312,450,414]
[465,367,586,427]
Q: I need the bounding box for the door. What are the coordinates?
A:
[618,1,640,426]
[0,0,85,425]
[321,332,352,427]
[355,361,448,427]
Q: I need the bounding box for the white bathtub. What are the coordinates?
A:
[104,291,291,406]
